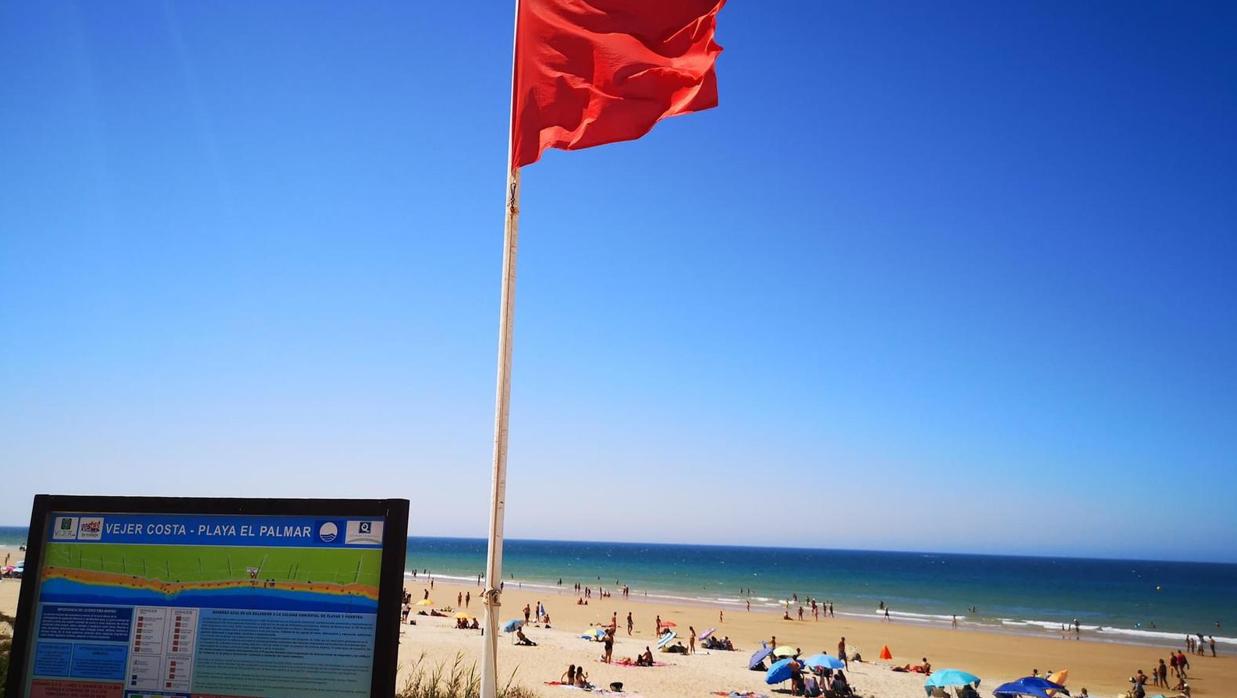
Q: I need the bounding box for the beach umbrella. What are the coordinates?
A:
[993,681,1052,698]
[502,619,524,633]
[656,630,677,649]
[454,612,473,620]
[880,645,893,660]
[580,628,606,640]
[661,620,678,628]
[748,646,773,670]
[993,678,1069,698]
[699,627,716,640]
[803,654,845,670]
[414,599,434,606]
[765,658,796,685]
[925,669,981,688]
[773,645,797,658]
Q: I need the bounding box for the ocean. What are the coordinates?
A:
[3,527,1232,647]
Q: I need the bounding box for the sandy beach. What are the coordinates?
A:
[395,578,1235,697]
[2,544,1233,697]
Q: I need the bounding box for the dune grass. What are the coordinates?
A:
[398,651,537,698]
[0,612,13,690]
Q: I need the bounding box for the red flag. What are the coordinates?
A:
[511,0,725,167]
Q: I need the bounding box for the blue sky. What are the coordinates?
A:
[2,2,1234,562]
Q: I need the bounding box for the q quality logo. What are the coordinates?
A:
[318,522,339,543]
[52,516,79,540]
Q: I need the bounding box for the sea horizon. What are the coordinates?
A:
[4,526,1233,566]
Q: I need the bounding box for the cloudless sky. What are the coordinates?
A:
[2,2,1235,562]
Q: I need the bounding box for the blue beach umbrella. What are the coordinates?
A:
[993,677,1069,698]
[765,658,796,685]
[804,654,846,670]
[748,646,773,670]
[579,627,606,640]
[502,619,524,633]
[925,669,981,688]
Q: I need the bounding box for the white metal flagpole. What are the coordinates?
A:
[480,3,522,696]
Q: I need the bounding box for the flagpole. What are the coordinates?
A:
[480,3,522,696]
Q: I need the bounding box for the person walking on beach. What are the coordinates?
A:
[458,592,463,607]
[720,609,725,623]
[523,603,531,624]
[952,614,958,629]
[838,637,848,668]
[829,602,834,618]
[602,628,615,663]
[610,611,617,630]
[626,612,633,635]
[747,599,751,612]
[689,626,696,654]
[1209,636,1216,656]
[655,615,661,636]
[884,607,891,622]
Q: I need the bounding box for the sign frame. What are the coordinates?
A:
[4,494,409,698]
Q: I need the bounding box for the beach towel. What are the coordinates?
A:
[609,658,670,668]
[546,684,645,696]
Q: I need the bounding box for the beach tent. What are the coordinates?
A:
[749,646,774,670]
[880,645,893,660]
[992,677,1069,698]
[1046,669,1069,696]
[765,658,795,685]
[924,669,981,688]
[656,630,677,649]
[502,619,525,633]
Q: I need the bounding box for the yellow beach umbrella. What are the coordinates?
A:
[415,599,434,606]
[455,612,474,620]
[773,646,797,657]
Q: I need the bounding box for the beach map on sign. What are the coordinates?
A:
[25,513,385,698]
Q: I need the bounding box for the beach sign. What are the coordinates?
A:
[4,494,409,698]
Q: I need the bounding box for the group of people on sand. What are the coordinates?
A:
[522,601,551,627]
[1185,633,1217,657]
[1129,644,1202,698]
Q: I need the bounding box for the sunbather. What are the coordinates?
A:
[515,628,536,646]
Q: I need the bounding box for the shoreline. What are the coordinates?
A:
[411,570,1235,653]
